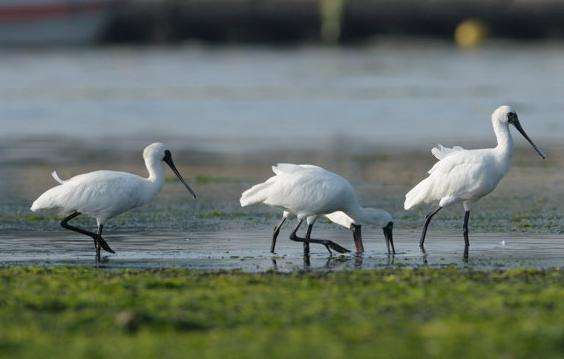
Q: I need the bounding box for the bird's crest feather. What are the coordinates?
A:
[431,144,465,160]
[51,170,66,184]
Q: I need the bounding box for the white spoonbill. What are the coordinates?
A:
[30,143,197,262]
[240,163,394,255]
[404,105,545,250]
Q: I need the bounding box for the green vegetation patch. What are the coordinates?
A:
[165,175,239,185]
[0,213,61,224]
[198,210,248,219]
[0,267,562,358]
[193,175,238,185]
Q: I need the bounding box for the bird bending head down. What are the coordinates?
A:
[325,208,394,254]
[358,208,393,228]
[326,208,393,230]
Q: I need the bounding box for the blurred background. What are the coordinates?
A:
[0,0,562,236]
[1,1,563,151]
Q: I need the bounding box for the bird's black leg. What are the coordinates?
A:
[289,218,305,251]
[303,254,311,269]
[305,222,333,256]
[304,223,312,256]
[60,213,115,260]
[96,224,104,262]
[389,237,396,255]
[289,219,349,254]
[419,207,442,248]
[463,211,470,247]
[271,217,287,253]
[383,223,395,255]
[95,230,113,254]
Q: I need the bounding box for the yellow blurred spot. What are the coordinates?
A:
[455,19,489,48]
[320,0,345,43]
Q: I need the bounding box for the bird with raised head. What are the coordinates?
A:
[31,143,197,262]
[404,105,546,251]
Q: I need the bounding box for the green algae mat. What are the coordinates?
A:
[0,267,562,358]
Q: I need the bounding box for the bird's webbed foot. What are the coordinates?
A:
[290,233,349,254]
[95,235,115,254]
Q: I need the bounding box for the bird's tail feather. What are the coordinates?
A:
[240,181,272,207]
[404,178,432,210]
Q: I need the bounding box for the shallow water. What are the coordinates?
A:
[1,43,562,272]
[1,230,562,271]
[1,42,563,153]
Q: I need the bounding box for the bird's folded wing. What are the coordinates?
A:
[427,153,486,195]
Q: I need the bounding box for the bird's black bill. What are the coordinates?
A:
[163,151,197,199]
[352,224,364,253]
[383,222,395,255]
[511,118,546,159]
[327,242,350,254]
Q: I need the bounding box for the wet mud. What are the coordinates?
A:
[1,230,562,271]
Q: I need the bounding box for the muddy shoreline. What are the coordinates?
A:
[1,140,562,234]
[0,139,561,269]
[1,230,562,271]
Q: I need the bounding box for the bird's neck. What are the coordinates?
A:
[493,120,513,158]
[347,203,366,224]
[145,158,166,190]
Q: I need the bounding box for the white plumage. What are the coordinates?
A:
[405,105,546,249]
[31,143,196,261]
[241,164,354,218]
[404,145,501,211]
[32,169,157,224]
[241,163,394,254]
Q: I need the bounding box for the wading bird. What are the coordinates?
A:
[404,105,545,250]
[30,143,197,262]
[240,163,394,255]
[268,210,394,255]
